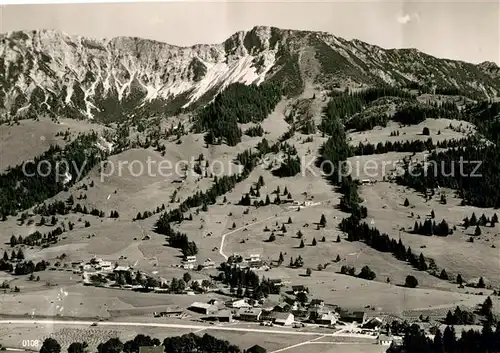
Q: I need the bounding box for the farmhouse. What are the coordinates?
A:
[246,345,267,353]
[272,312,294,326]
[216,310,233,322]
[292,285,307,294]
[377,334,402,346]
[246,254,262,268]
[99,262,113,271]
[83,264,94,272]
[153,310,184,317]
[339,310,367,324]
[273,302,290,312]
[362,317,384,330]
[237,308,262,322]
[188,302,218,315]
[249,254,261,262]
[202,258,216,269]
[181,255,197,269]
[114,265,132,273]
[227,298,251,308]
[315,312,337,325]
[309,299,325,308]
[207,299,222,306]
[268,278,283,287]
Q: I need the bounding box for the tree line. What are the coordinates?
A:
[39,332,243,353]
[387,321,500,353]
[244,124,264,137]
[412,219,452,237]
[396,100,500,208]
[393,102,463,125]
[320,87,416,134]
[396,141,500,208]
[353,137,474,156]
[0,258,49,275]
[216,260,279,299]
[463,212,498,228]
[31,197,119,219]
[193,82,282,146]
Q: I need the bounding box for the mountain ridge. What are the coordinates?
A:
[1,25,499,122]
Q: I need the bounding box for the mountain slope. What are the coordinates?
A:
[1,25,499,122]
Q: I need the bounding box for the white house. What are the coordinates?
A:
[114,265,131,273]
[189,302,218,315]
[316,312,337,325]
[203,259,216,268]
[377,334,401,346]
[182,263,195,270]
[237,308,262,322]
[228,298,251,308]
[207,299,222,306]
[246,254,262,268]
[185,256,197,263]
[248,254,260,262]
[98,261,113,271]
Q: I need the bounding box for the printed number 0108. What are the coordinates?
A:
[22,340,40,348]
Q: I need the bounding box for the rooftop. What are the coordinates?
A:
[217,310,233,317]
[190,302,213,309]
[272,312,293,320]
[310,299,324,304]
[246,345,267,353]
[238,308,262,316]
[340,310,366,318]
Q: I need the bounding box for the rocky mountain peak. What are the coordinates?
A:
[1,26,499,123]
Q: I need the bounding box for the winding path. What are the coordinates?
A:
[218,201,324,260]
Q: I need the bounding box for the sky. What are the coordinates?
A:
[0,0,499,65]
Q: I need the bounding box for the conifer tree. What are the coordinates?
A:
[278,252,284,264]
[319,214,327,227]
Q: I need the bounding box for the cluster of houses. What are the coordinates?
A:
[78,258,132,275]
[80,257,145,287]
[180,254,267,271]
[181,256,216,270]
[224,253,265,270]
[186,291,374,329]
[183,285,406,348]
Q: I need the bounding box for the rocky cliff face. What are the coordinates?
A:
[1,25,499,122]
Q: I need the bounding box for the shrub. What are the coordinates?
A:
[405,275,419,288]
